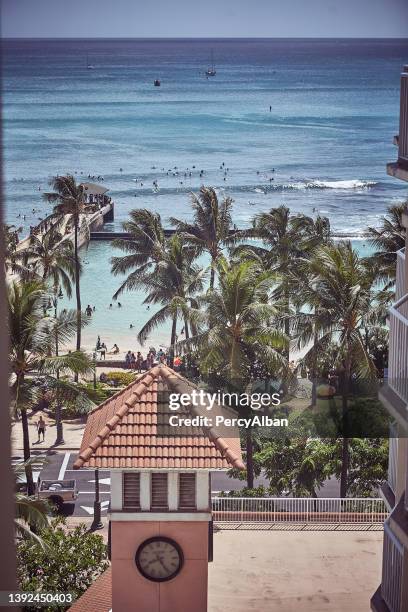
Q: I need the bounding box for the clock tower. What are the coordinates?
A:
[72,364,244,612]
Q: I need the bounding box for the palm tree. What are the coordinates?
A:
[8,280,93,494]
[14,460,49,546]
[43,175,93,351]
[111,209,167,299]
[137,235,206,360]
[366,203,406,283]
[2,223,30,278]
[170,186,235,290]
[235,206,328,358]
[184,258,288,488]
[291,215,332,405]
[290,242,379,496]
[22,227,76,298]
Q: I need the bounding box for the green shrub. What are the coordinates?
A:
[79,382,117,405]
[218,486,268,497]
[103,371,136,387]
[17,517,109,611]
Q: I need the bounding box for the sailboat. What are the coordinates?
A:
[205,50,216,77]
[86,54,95,70]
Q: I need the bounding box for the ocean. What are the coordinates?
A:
[2,38,408,352]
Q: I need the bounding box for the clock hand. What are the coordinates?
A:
[155,554,170,573]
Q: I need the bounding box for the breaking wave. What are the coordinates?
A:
[304,179,377,190]
[249,179,378,193]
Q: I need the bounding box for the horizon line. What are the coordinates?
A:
[2,36,408,41]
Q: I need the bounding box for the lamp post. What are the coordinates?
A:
[91,467,103,530]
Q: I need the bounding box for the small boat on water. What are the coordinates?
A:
[86,54,95,70]
[154,79,161,87]
[205,50,216,77]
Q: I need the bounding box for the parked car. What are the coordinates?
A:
[37,479,78,511]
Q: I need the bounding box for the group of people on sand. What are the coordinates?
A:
[96,335,120,359]
[124,347,170,372]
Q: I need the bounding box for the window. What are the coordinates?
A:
[151,473,168,510]
[179,473,196,510]
[123,472,140,510]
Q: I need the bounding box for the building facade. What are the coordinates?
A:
[70,365,244,612]
[371,64,408,612]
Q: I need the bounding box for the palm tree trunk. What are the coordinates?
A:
[245,429,254,489]
[169,314,177,367]
[210,264,215,291]
[17,373,35,495]
[340,354,351,498]
[284,285,290,361]
[184,316,190,340]
[21,408,35,496]
[311,326,318,407]
[74,218,81,383]
[55,402,64,446]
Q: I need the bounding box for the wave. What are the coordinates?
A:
[304,179,377,190]
[249,179,378,193]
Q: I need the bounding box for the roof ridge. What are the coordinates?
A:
[87,366,162,416]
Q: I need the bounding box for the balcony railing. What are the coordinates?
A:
[396,249,406,301]
[388,292,408,403]
[388,429,398,496]
[398,65,408,167]
[211,497,387,525]
[381,522,403,612]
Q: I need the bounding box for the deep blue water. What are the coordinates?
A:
[2,38,408,235]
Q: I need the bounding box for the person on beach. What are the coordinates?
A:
[85,305,93,317]
[36,415,46,443]
[130,352,136,370]
[96,335,101,350]
[125,350,132,368]
[100,343,107,360]
[136,351,143,373]
[111,344,119,354]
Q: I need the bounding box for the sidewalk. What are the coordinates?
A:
[11,366,141,454]
[11,413,86,453]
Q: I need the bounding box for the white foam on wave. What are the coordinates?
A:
[305,179,377,190]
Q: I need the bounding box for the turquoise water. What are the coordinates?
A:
[2,39,408,352]
[56,239,374,354]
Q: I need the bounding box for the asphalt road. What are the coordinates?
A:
[13,450,340,517]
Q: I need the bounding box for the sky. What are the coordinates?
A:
[1,0,408,38]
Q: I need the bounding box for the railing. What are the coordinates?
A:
[388,424,398,496]
[211,497,387,524]
[396,249,405,301]
[382,522,403,612]
[388,292,408,403]
[398,65,408,166]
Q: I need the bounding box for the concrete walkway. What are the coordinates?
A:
[209,529,382,611]
[11,413,87,453]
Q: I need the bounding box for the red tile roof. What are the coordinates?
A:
[69,568,111,612]
[74,365,244,471]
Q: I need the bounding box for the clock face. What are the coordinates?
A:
[135,537,184,582]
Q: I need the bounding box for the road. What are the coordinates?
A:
[13,450,340,518]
